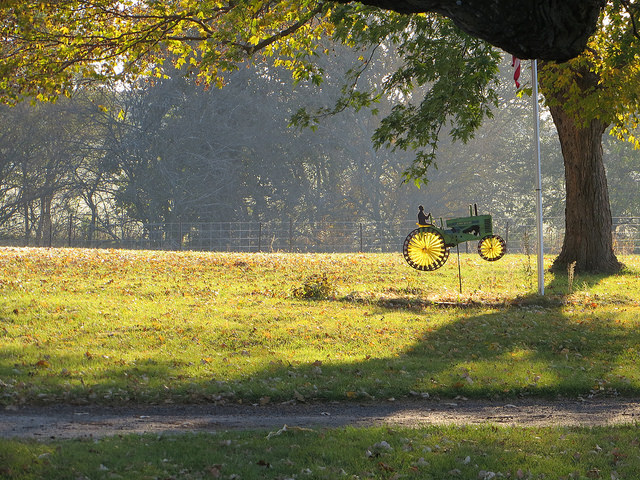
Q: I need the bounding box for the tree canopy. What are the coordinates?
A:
[0,0,605,106]
[1,0,324,103]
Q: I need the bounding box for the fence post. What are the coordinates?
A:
[505,221,510,253]
[258,222,262,252]
[289,219,293,252]
[68,213,73,247]
[359,223,363,252]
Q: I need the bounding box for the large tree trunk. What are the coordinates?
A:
[547,104,622,273]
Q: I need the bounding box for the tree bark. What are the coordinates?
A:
[547,105,623,273]
[335,0,605,61]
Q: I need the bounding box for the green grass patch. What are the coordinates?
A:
[1,247,640,405]
[2,424,640,479]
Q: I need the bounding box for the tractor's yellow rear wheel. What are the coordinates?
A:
[478,235,506,262]
[403,227,450,271]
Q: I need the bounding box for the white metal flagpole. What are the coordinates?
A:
[531,59,545,295]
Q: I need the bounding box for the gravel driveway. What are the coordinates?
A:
[2,397,640,440]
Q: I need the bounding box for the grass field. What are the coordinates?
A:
[2,247,640,479]
[3,424,640,480]
[1,247,640,406]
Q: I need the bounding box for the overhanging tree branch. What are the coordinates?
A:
[332,0,605,61]
[620,0,640,41]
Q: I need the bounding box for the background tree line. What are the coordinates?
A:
[1,46,639,248]
[3,1,640,271]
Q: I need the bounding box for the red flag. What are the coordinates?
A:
[512,55,521,88]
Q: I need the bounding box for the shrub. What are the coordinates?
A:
[292,273,335,299]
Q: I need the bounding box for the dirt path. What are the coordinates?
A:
[2,397,640,440]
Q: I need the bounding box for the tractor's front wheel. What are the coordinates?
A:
[478,235,506,262]
[403,227,450,271]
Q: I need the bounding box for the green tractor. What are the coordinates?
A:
[403,204,506,271]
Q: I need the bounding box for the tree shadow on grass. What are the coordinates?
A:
[2,279,640,406]
[257,268,640,402]
[323,264,640,401]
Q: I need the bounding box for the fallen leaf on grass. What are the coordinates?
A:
[366,441,393,458]
[413,458,429,467]
[611,448,626,464]
[266,424,315,439]
[479,471,497,479]
[207,465,222,477]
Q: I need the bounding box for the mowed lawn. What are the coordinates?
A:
[1,247,640,406]
[3,248,640,480]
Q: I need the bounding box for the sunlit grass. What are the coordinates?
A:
[1,247,640,405]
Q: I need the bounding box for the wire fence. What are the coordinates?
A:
[2,214,640,255]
